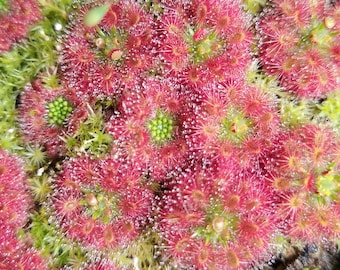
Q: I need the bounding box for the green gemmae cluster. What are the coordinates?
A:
[147,110,174,145]
[47,96,73,126]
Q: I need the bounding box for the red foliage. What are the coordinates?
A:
[60,0,156,99]
[157,167,277,269]
[0,223,47,270]
[0,0,41,53]
[17,80,86,158]
[52,156,153,250]
[155,0,252,89]
[258,0,340,98]
[0,149,31,228]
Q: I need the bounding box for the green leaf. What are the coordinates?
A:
[93,210,100,220]
[83,4,110,27]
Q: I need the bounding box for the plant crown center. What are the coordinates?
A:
[93,27,126,62]
[220,107,253,144]
[81,189,120,224]
[187,27,224,64]
[194,201,239,245]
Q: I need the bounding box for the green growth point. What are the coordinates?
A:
[81,189,120,224]
[188,28,223,64]
[220,107,253,144]
[316,170,340,199]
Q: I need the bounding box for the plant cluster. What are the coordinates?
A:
[0,0,340,269]
[257,0,340,98]
[0,0,41,52]
[0,149,47,269]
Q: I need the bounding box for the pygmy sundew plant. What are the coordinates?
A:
[182,81,280,172]
[262,124,340,243]
[157,0,253,88]
[0,150,47,269]
[106,77,188,179]
[257,0,340,98]
[60,0,155,99]
[0,0,41,52]
[0,223,48,270]
[157,167,277,269]
[17,79,87,158]
[51,155,154,252]
[0,149,31,228]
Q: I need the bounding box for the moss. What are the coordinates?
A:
[62,105,113,157]
[30,207,86,269]
[317,90,340,132]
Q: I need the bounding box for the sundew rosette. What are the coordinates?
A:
[17,79,86,158]
[0,0,41,53]
[106,77,188,180]
[0,223,48,270]
[157,167,277,269]
[0,149,31,229]
[50,155,154,251]
[59,0,156,99]
[261,124,340,243]
[182,81,280,172]
[156,0,253,89]
[0,150,47,269]
[257,0,340,98]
